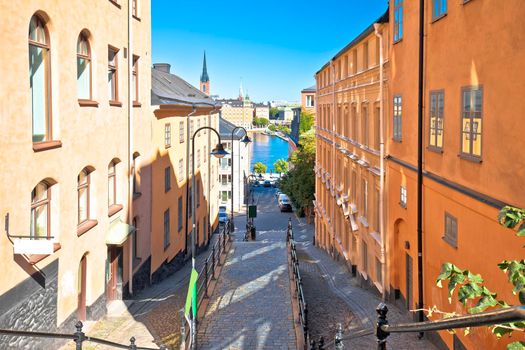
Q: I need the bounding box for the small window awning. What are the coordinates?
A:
[106,219,136,246]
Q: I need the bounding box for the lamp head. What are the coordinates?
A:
[210,143,229,158]
[241,134,252,144]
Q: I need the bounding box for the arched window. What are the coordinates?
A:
[78,169,91,224]
[31,181,51,238]
[108,161,117,207]
[77,32,91,100]
[29,15,51,142]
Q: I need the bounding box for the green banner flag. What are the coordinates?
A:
[184,268,199,318]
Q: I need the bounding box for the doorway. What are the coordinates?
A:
[77,255,87,321]
[106,247,123,301]
[405,253,413,311]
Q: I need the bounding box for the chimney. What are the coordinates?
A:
[153,63,171,74]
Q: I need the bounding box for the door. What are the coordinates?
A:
[405,253,413,311]
[77,255,87,320]
[106,247,122,301]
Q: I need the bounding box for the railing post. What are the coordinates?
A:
[74,321,85,350]
[318,336,325,350]
[129,336,137,350]
[304,302,308,346]
[335,323,344,350]
[211,247,216,279]
[204,261,209,298]
[376,303,390,350]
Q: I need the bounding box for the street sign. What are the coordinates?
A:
[249,205,257,218]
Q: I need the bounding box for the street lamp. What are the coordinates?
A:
[190,126,228,349]
[230,127,251,230]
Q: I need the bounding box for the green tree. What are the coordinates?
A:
[279,131,315,219]
[273,159,289,174]
[258,117,269,127]
[268,124,277,132]
[299,111,315,134]
[270,107,280,117]
[253,162,267,174]
[276,125,291,136]
[435,206,525,349]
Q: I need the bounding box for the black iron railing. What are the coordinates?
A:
[0,321,164,350]
[180,220,231,349]
[287,218,310,349]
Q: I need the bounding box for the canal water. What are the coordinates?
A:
[249,133,290,172]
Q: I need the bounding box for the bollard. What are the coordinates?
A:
[376,303,390,350]
[335,323,344,350]
[129,336,137,350]
[74,321,85,350]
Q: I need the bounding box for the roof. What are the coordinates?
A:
[315,9,389,75]
[301,85,316,93]
[151,66,219,107]
[219,117,247,140]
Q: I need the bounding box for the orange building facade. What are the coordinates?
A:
[314,12,390,295]
[387,0,525,349]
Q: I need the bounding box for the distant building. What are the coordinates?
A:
[253,102,270,120]
[273,107,294,125]
[216,84,255,129]
[290,107,302,145]
[218,118,251,213]
[301,85,316,117]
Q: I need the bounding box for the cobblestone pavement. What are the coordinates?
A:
[197,187,296,350]
[59,232,223,350]
[290,212,438,349]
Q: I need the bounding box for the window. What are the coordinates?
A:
[190,120,194,137]
[444,212,458,247]
[393,96,402,141]
[375,37,380,65]
[376,257,382,284]
[29,15,51,143]
[132,217,138,260]
[461,87,483,158]
[429,91,444,150]
[362,104,369,147]
[197,182,200,208]
[362,241,368,274]
[306,95,314,107]
[374,105,380,149]
[108,161,117,207]
[133,153,140,195]
[178,196,183,231]
[108,47,119,102]
[204,146,207,162]
[165,123,171,148]
[400,186,407,208]
[188,186,192,217]
[78,169,91,224]
[351,104,357,141]
[165,167,171,192]
[351,170,357,202]
[31,181,51,238]
[432,0,447,20]
[352,50,357,74]
[197,150,201,167]
[394,0,403,42]
[179,121,184,143]
[362,179,368,219]
[179,159,184,181]
[197,119,201,135]
[132,0,138,17]
[164,209,170,249]
[77,32,91,100]
[132,55,139,103]
[374,188,380,232]
[363,41,369,71]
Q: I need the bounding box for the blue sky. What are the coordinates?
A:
[152,0,388,102]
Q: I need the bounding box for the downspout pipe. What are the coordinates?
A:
[330,60,336,255]
[127,0,134,296]
[374,23,386,301]
[184,105,197,256]
[417,0,426,328]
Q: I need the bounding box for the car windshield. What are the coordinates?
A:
[219,213,227,217]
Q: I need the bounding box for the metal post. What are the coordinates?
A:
[74,321,85,350]
[191,129,197,350]
[204,261,209,298]
[304,303,308,346]
[211,247,216,279]
[335,323,344,350]
[318,336,325,350]
[376,303,390,350]
[130,337,137,350]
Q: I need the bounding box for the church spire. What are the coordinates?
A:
[239,79,244,101]
[200,51,210,95]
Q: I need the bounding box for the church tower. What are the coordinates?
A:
[200,51,210,95]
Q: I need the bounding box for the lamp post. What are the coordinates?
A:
[230,127,251,231]
[190,126,228,350]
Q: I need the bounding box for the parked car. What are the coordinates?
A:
[278,194,293,212]
[275,190,282,199]
[263,180,271,187]
[219,212,229,224]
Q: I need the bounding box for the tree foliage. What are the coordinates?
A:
[273,159,289,173]
[253,117,269,127]
[299,111,315,134]
[270,107,280,117]
[436,206,525,349]
[268,124,277,132]
[279,131,315,216]
[276,125,291,136]
[253,162,267,174]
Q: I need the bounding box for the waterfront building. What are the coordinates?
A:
[272,107,294,125]
[0,0,151,345]
[253,102,270,120]
[314,11,389,296]
[217,87,254,129]
[301,85,316,117]
[151,64,221,282]
[387,1,525,349]
[218,118,251,213]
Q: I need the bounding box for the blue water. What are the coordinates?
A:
[249,133,290,172]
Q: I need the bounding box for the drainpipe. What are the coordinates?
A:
[417,0,426,328]
[374,23,386,301]
[185,105,197,255]
[127,0,134,296]
[330,60,336,255]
